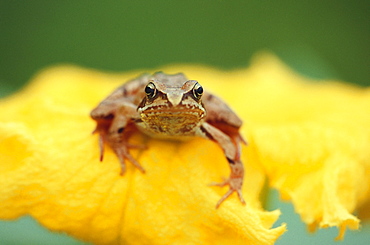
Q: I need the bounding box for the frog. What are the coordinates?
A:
[90,72,246,208]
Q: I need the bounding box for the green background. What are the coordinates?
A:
[0,1,369,244]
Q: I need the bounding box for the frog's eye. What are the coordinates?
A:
[192,83,203,100]
[145,82,157,99]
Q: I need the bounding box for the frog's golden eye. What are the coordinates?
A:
[193,83,203,100]
[145,82,157,99]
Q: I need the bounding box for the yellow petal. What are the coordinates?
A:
[0,65,285,244]
[237,54,370,240]
[2,53,368,243]
[167,54,370,239]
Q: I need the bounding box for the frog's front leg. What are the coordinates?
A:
[92,102,145,175]
[108,114,146,175]
[200,122,246,208]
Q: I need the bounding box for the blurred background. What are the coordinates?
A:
[0,0,369,244]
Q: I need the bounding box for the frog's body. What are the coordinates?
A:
[91,72,246,208]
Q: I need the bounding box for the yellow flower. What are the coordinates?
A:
[0,53,369,244]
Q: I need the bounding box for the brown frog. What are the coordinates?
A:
[91,72,246,208]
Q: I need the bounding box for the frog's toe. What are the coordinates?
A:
[211,177,246,209]
[208,177,228,187]
[114,147,146,174]
[125,153,146,173]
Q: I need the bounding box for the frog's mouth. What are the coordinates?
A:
[139,105,205,117]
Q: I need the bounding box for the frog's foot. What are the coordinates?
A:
[210,176,246,209]
[114,146,146,175]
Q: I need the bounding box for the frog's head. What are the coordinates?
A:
[137,72,206,117]
[136,72,206,137]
